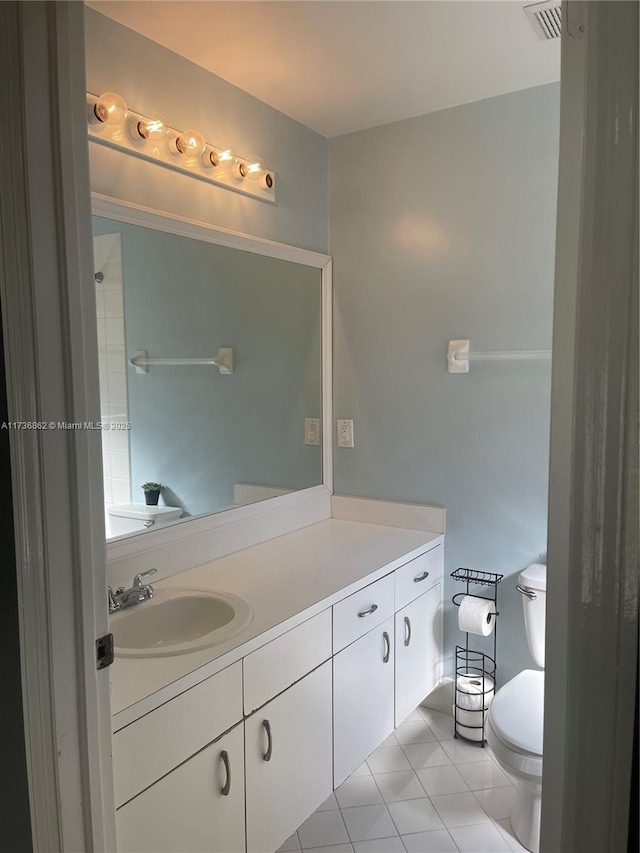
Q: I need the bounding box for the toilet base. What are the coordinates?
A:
[511,777,541,853]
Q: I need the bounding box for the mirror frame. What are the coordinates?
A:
[92,194,333,563]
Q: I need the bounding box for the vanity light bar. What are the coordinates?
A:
[86,92,276,204]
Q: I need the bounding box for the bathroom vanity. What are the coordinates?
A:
[109,516,444,853]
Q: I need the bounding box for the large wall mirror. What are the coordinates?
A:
[92,200,330,542]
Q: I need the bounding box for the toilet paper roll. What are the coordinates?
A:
[457,595,496,636]
[452,705,488,742]
[456,674,495,711]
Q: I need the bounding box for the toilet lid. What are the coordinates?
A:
[489,669,544,755]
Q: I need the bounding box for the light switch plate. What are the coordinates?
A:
[337,419,354,448]
[305,417,321,446]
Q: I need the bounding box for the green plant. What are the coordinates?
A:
[141,482,163,492]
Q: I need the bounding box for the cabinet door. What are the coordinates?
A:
[245,661,332,853]
[395,583,442,725]
[116,723,245,853]
[333,617,395,787]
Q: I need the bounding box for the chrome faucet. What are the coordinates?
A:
[108,568,158,613]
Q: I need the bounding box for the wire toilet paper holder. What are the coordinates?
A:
[451,567,503,745]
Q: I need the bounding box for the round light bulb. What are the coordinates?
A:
[132,114,167,142]
[173,128,206,157]
[244,154,265,179]
[92,92,127,126]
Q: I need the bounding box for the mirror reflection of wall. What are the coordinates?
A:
[93,217,323,540]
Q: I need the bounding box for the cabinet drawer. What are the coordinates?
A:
[113,661,242,808]
[243,609,332,714]
[395,544,443,611]
[333,573,395,653]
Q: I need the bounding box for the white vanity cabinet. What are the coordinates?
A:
[116,723,245,853]
[333,617,395,786]
[395,583,442,725]
[111,531,445,853]
[245,661,333,853]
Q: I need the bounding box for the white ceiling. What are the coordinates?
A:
[87,1,560,138]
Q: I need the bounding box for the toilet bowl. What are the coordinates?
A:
[486,563,546,853]
[486,669,544,852]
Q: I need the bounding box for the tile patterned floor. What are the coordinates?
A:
[277,708,529,853]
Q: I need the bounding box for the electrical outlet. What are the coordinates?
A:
[305,417,321,446]
[337,418,354,448]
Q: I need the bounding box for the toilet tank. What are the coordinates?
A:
[518,563,547,668]
[107,504,182,536]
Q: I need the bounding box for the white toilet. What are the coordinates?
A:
[486,563,546,853]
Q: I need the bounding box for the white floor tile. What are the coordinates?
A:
[455,762,510,791]
[317,794,340,812]
[381,732,400,747]
[394,721,437,746]
[439,739,493,766]
[448,822,510,853]
[472,788,516,822]
[416,766,469,797]
[430,793,491,828]
[401,829,460,853]
[277,832,301,852]
[298,811,350,849]
[374,771,427,803]
[342,804,398,843]
[386,798,445,835]
[493,821,529,853]
[402,741,452,770]
[367,746,412,774]
[336,776,384,808]
[417,711,455,742]
[302,846,354,853]
[352,838,406,853]
[352,762,373,777]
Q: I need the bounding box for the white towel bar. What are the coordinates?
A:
[130,347,234,375]
[448,340,551,373]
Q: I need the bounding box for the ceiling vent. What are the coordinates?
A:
[524,1,562,40]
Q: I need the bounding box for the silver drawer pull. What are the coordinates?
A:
[262,719,273,761]
[220,750,231,796]
[516,584,537,600]
[404,616,412,647]
[358,603,378,618]
[383,630,391,663]
[413,571,429,583]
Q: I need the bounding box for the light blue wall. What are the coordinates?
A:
[93,216,322,517]
[330,84,559,684]
[85,9,328,253]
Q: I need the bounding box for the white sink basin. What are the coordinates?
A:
[111,588,253,658]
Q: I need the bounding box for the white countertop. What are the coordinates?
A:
[110,518,443,730]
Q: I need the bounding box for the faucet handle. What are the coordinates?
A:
[133,568,158,588]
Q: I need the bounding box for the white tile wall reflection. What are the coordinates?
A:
[94,232,130,535]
